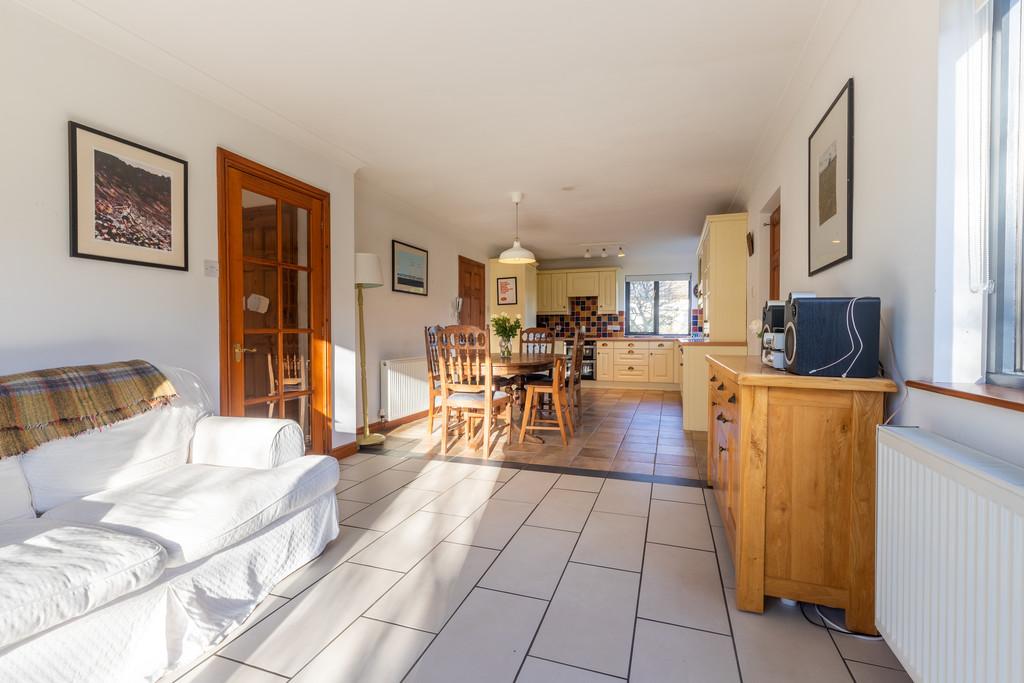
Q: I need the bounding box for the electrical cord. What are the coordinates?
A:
[798,602,884,641]
[807,298,867,378]
[881,317,908,425]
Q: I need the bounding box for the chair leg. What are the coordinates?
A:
[441,403,451,453]
[505,401,514,444]
[553,389,568,446]
[519,387,535,443]
[427,387,436,433]
[483,406,492,458]
[564,392,575,437]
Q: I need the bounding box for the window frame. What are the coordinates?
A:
[624,274,691,337]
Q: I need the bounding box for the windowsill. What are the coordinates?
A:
[906,380,1024,414]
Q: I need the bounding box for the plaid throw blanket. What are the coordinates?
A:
[0,360,177,459]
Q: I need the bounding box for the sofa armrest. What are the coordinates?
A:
[191,416,305,469]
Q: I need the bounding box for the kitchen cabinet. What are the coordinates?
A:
[680,342,747,430]
[595,347,612,380]
[597,270,618,313]
[566,270,600,297]
[705,355,897,635]
[537,271,568,314]
[695,213,748,341]
[648,348,674,383]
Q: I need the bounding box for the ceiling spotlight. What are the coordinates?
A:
[601,248,608,258]
[584,248,592,259]
[617,246,625,258]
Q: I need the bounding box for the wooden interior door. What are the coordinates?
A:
[769,207,781,300]
[458,256,485,327]
[217,149,331,453]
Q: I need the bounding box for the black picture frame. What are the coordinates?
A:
[68,121,189,271]
[391,239,428,296]
[496,276,518,305]
[807,78,854,276]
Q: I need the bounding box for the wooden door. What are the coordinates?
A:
[458,256,485,327]
[217,149,331,453]
[769,207,781,300]
[597,270,617,312]
[551,272,568,313]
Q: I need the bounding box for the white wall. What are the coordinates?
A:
[734,0,1024,466]
[354,177,489,425]
[0,0,358,442]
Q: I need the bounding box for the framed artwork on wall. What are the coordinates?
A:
[68,121,188,270]
[496,276,518,305]
[808,78,854,276]
[392,239,428,295]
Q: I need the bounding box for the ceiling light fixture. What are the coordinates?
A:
[601,248,608,258]
[584,248,592,259]
[617,246,625,258]
[498,192,536,264]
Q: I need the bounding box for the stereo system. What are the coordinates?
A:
[783,295,881,378]
[760,300,786,369]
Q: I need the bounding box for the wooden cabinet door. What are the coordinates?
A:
[595,349,612,380]
[649,349,673,383]
[597,270,618,312]
[536,272,552,313]
[566,271,599,297]
[551,272,568,312]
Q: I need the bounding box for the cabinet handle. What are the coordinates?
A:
[710,374,718,382]
[718,446,727,454]
[711,400,718,407]
[628,366,635,371]
[717,383,725,390]
[728,394,736,404]
[716,414,732,424]
[627,350,635,355]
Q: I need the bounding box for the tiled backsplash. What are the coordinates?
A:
[536,297,624,338]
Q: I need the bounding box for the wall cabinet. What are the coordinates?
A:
[597,270,618,313]
[566,270,600,297]
[537,272,568,314]
[695,213,748,341]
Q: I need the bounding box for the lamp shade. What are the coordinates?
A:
[498,239,536,265]
[354,252,383,288]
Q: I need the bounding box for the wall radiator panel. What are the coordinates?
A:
[380,357,429,422]
[876,427,1024,683]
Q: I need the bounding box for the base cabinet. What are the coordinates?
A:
[595,348,612,381]
[706,355,897,635]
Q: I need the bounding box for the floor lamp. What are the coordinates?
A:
[355,253,386,447]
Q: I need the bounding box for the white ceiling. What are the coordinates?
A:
[24,0,827,261]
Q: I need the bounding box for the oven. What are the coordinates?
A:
[567,340,596,380]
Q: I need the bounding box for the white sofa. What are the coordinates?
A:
[0,367,340,682]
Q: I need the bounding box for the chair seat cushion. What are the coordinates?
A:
[446,390,510,408]
[0,518,167,649]
[43,456,339,567]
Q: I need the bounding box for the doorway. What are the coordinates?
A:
[458,256,486,327]
[217,149,332,453]
[769,206,781,300]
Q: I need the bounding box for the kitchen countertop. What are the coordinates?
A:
[551,336,747,344]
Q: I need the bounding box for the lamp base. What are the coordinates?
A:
[357,432,387,448]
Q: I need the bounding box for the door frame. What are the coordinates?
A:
[216,148,333,451]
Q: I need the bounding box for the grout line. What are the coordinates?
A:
[213,654,290,679]
[511,483,601,682]
[625,483,653,679]
[525,653,628,680]
[825,621,858,682]
[359,615,438,635]
[635,616,732,639]
[476,584,551,602]
[841,657,906,673]
[705,490,744,683]
[645,539,717,554]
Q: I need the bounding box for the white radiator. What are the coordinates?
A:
[876,427,1024,683]
[380,356,429,421]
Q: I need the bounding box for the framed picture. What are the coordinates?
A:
[69,122,188,270]
[496,276,518,305]
[392,239,428,295]
[808,78,853,276]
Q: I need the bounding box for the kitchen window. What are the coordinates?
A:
[989,0,1024,389]
[625,274,691,336]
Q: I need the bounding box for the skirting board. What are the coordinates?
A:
[586,380,681,391]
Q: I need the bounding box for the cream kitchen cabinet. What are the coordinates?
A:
[595,347,613,380]
[566,270,601,297]
[649,348,674,383]
[695,213,748,341]
[537,271,568,314]
[597,270,618,313]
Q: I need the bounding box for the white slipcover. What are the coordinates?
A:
[43,456,339,566]
[191,416,304,469]
[0,518,167,649]
[0,459,34,523]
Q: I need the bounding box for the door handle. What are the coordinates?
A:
[233,342,257,362]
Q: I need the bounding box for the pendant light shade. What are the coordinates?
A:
[498,192,536,264]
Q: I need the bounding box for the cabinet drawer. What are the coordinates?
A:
[614,340,649,350]
[613,364,649,381]
[614,348,648,365]
[595,340,614,350]
[650,340,673,350]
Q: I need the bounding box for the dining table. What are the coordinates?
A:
[491,352,563,443]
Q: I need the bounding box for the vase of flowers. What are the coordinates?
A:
[490,312,522,358]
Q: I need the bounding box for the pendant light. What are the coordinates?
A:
[498,192,536,264]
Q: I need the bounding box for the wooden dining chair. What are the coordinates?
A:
[266,353,307,426]
[436,325,513,457]
[519,327,555,354]
[519,356,573,445]
[423,325,444,432]
[566,327,585,426]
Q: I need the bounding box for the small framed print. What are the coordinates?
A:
[808,78,854,276]
[68,122,188,270]
[392,239,428,295]
[497,276,518,305]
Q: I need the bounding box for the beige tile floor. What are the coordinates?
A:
[163,451,911,683]
[378,388,708,481]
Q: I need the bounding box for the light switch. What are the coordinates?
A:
[203,260,219,277]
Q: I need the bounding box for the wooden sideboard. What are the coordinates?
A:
[706,355,897,634]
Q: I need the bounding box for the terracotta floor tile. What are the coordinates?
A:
[656,445,692,457]
[608,460,655,475]
[655,454,698,467]
[654,464,701,479]
[616,450,656,463]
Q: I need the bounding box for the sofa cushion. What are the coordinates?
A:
[0,458,34,523]
[43,456,339,567]
[0,518,167,649]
